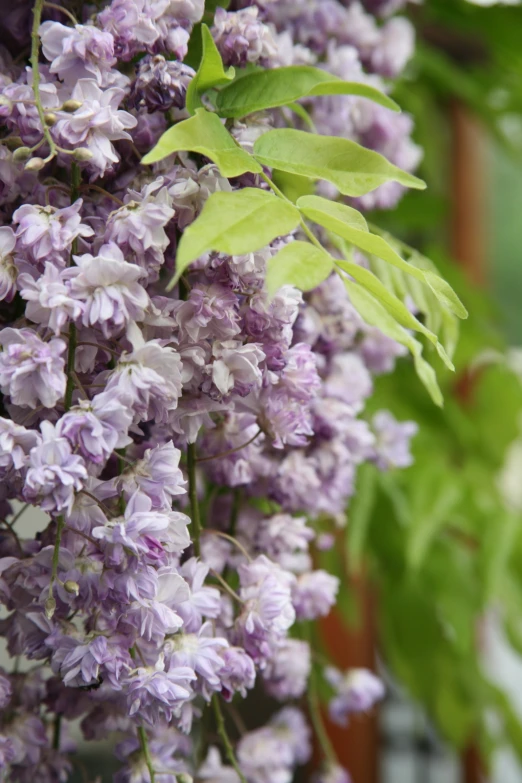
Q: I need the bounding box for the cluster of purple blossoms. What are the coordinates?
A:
[0,0,419,781]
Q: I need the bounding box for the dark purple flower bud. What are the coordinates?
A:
[132,55,195,112]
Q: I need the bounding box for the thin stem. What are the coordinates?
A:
[196,429,262,463]
[52,713,62,751]
[260,172,324,251]
[78,489,113,517]
[206,530,251,563]
[43,1,78,24]
[187,443,202,557]
[209,569,243,604]
[75,341,120,358]
[212,694,247,783]
[305,627,338,767]
[7,502,30,529]
[30,0,58,162]
[46,515,65,616]
[138,726,156,783]
[81,184,124,206]
[64,162,81,410]
[0,522,23,556]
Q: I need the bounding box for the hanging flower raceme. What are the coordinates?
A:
[0,0,437,780]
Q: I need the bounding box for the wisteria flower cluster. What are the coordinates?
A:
[0,1,423,782]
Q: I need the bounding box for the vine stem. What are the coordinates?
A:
[212,694,247,783]
[43,2,78,24]
[30,0,58,163]
[138,726,156,783]
[187,443,202,557]
[64,162,82,411]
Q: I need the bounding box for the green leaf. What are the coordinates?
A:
[346,463,377,572]
[170,188,301,288]
[297,196,467,354]
[253,129,426,197]
[265,241,334,297]
[215,65,399,118]
[141,108,261,177]
[271,170,314,204]
[343,278,443,406]
[186,25,235,114]
[336,258,454,371]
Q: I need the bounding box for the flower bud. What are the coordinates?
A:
[61,99,83,112]
[4,136,23,150]
[44,112,57,126]
[176,775,193,783]
[45,596,56,619]
[12,146,32,162]
[0,95,13,111]
[63,580,80,596]
[24,157,46,172]
[72,147,94,162]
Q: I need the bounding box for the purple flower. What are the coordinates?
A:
[219,646,256,701]
[323,353,373,410]
[314,764,352,783]
[92,491,191,565]
[372,410,418,469]
[0,669,12,709]
[0,227,17,302]
[132,55,195,112]
[56,390,133,466]
[166,622,228,698]
[252,513,314,570]
[39,21,117,85]
[114,440,186,509]
[325,666,385,725]
[105,324,183,422]
[98,0,162,60]
[260,390,314,449]
[175,284,240,343]
[236,556,296,664]
[125,657,196,725]
[18,263,83,336]
[210,340,265,397]
[176,557,221,632]
[0,328,67,409]
[13,200,94,268]
[370,17,414,78]
[212,7,278,67]
[70,243,150,337]
[50,633,126,688]
[54,79,137,177]
[292,570,339,620]
[263,639,311,700]
[0,418,41,475]
[23,421,87,514]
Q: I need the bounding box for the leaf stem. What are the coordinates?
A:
[196,428,262,463]
[43,1,78,24]
[138,726,156,783]
[187,443,202,557]
[260,172,324,251]
[212,694,247,783]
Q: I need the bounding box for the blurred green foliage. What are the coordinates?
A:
[321,0,522,765]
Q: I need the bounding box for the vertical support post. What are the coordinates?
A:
[450,101,488,783]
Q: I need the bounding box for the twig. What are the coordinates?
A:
[196,429,262,463]
[187,443,202,557]
[43,2,78,24]
[206,530,251,563]
[209,569,243,604]
[138,726,156,783]
[212,694,247,783]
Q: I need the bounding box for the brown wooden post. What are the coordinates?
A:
[450,101,489,783]
[319,568,380,783]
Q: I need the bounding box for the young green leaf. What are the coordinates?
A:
[265,241,334,297]
[186,25,235,114]
[343,278,443,406]
[336,259,454,371]
[215,65,399,118]
[253,129,426,197]
[298,195,467,323]
[141,108,261,177]
[169,188,301,289]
